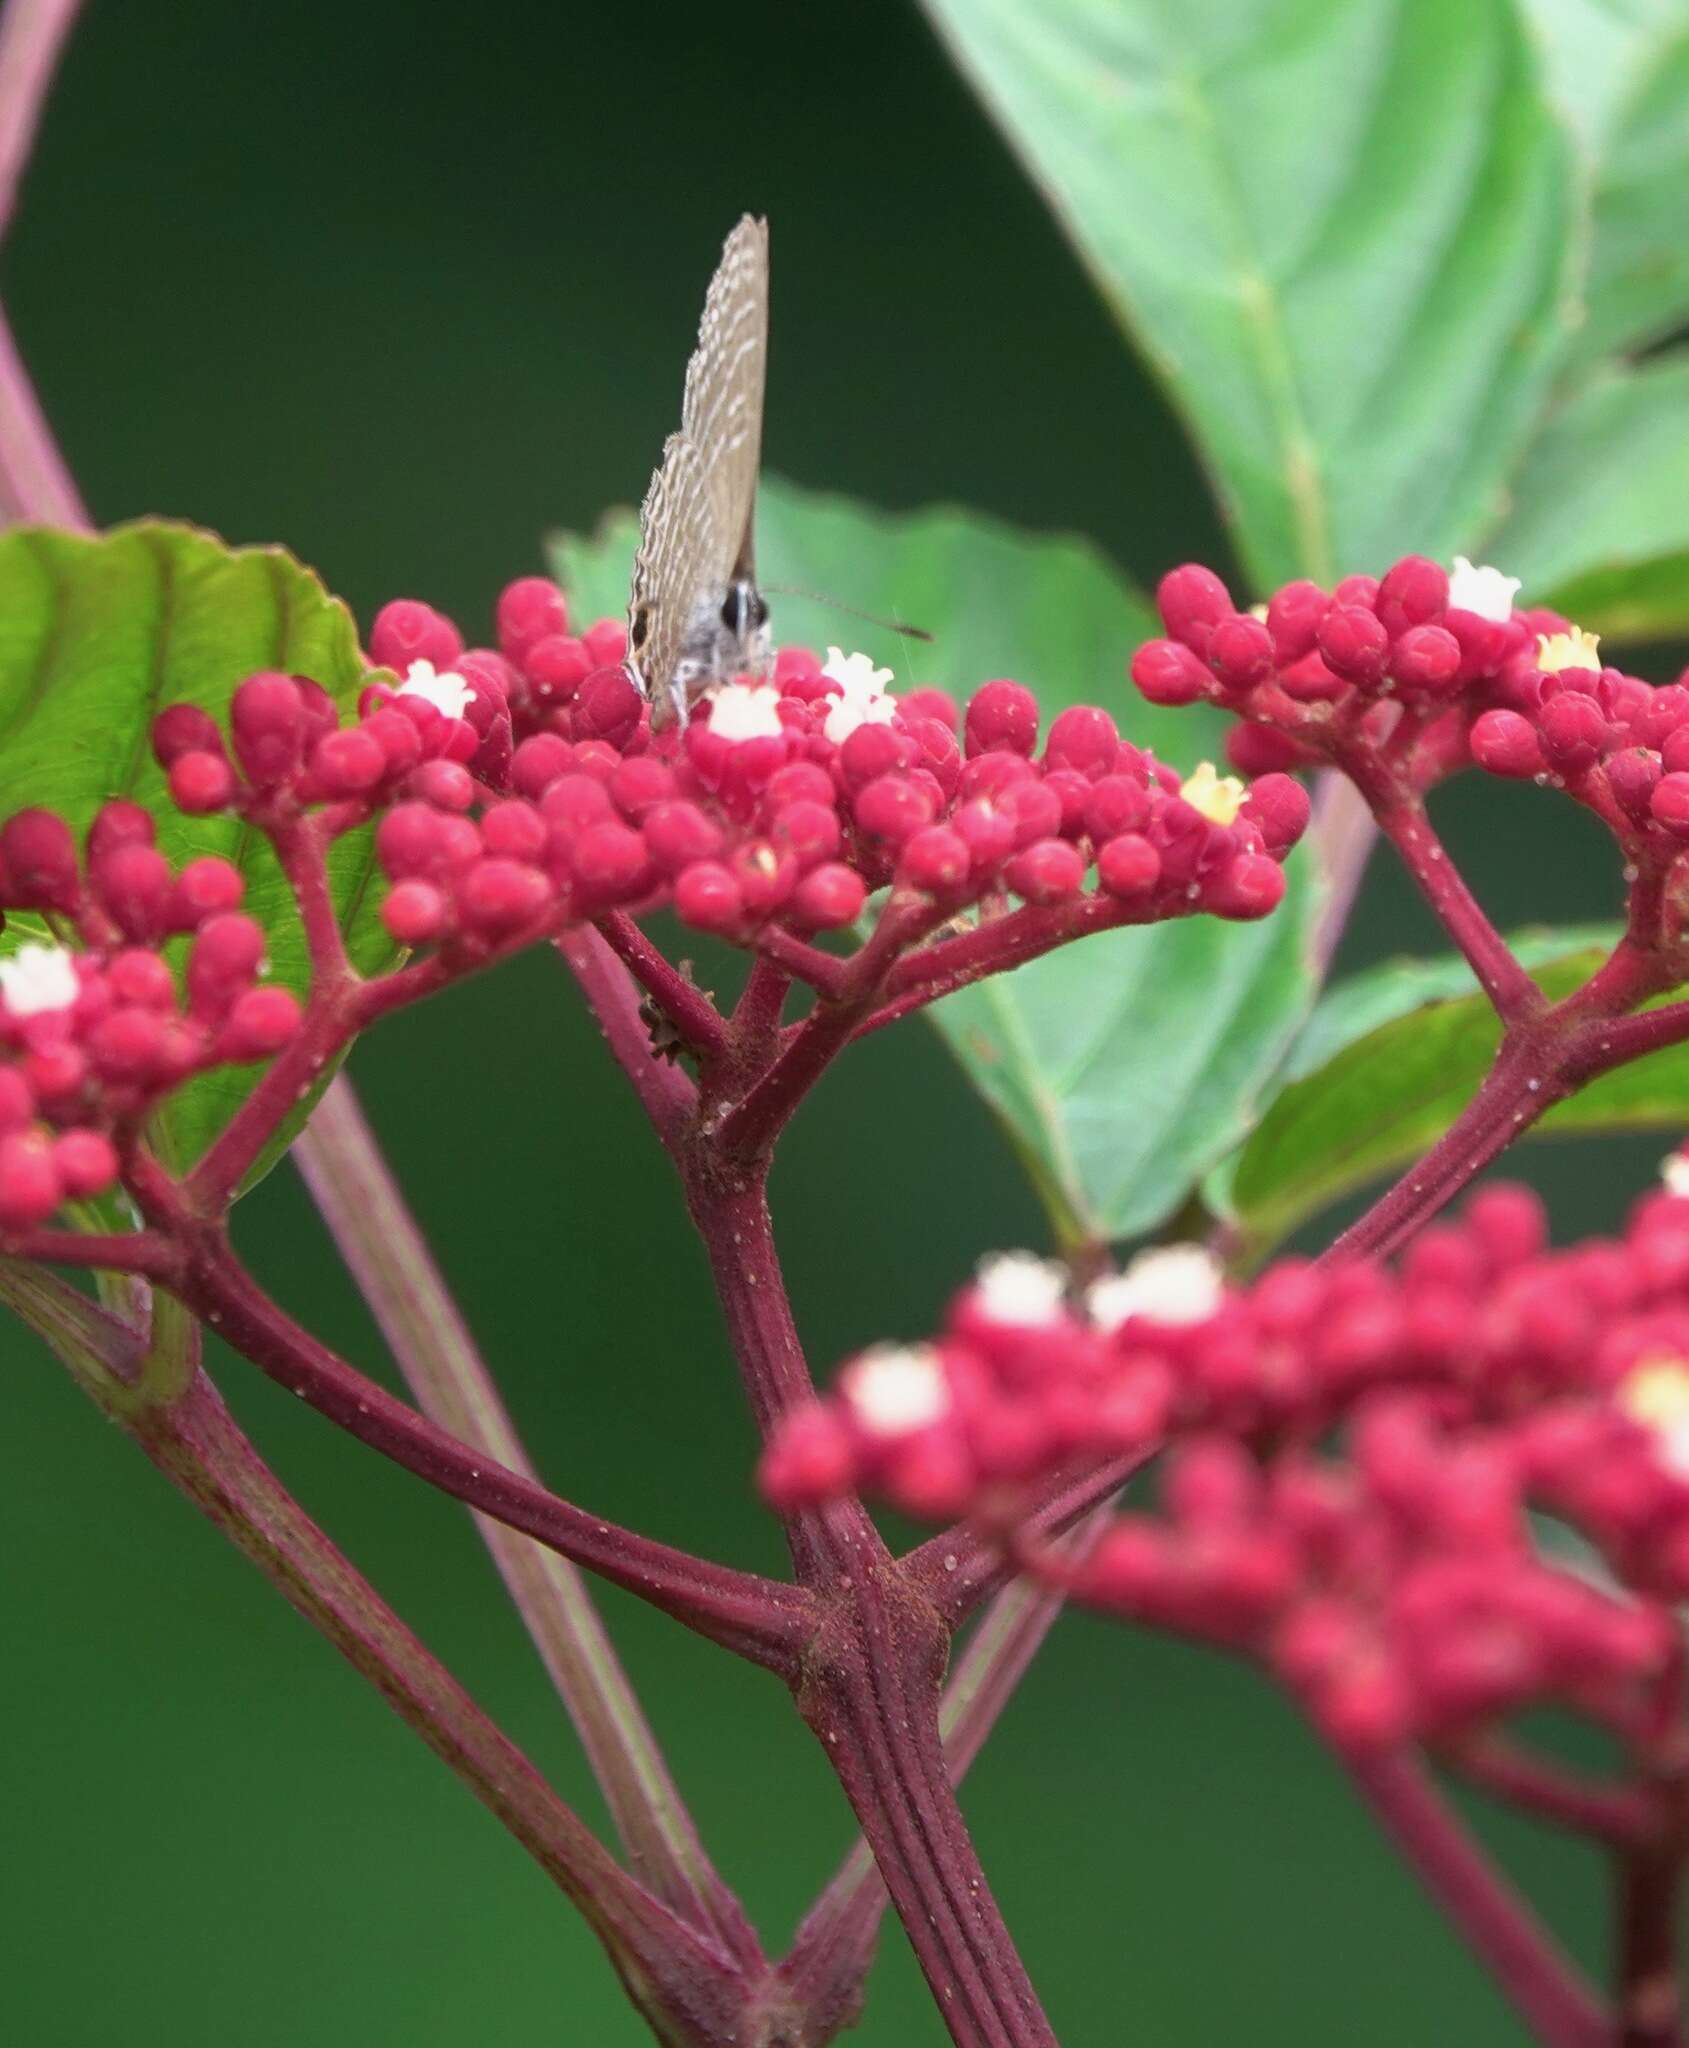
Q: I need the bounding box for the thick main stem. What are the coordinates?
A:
[684,1157,1059,2048]
[1616,1840,1683,2048]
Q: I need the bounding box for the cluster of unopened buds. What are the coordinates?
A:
[0,802,300,1225]
[764,1178,1689,1754]
[0,571,1318,1235]
[1138,553,1689,894]
[163,579,1311,953]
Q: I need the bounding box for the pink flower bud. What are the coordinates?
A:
[964,680,1039,757]
[1043,705,1120,777]
[407,758,475,813]
[674,860,744,932]
[169,751,238,813]
[1651,772,1689,838]
[1205,854,1286,920]
[609,756,675,821]
[1004,838,1085,904]
[1538,692,1608,773]
[899,825,971,894]
[187,912,265,1018]
[151,703,225,768]
[1264,580,1329,662]
[1605,748,1662,825]
[1375,555,1448,636]
[1130,637,1210,706]
[0,1128,61,1229]
[644,799,726,875]
[168,856,244,931]
[93,842,172,942]
[510,734,575,799]
[54,1128,118,1199]
[1096,833,1161,898]
[523,634,593,705]
[770,799,842,868]
[457,858,551,936]
[573,665,643,747]
[1390,624,1461,693]
[219,986,303,1060]
[382,879,448,945]
[479,800,548,864]
[1239,774,1310,855]
[496,578,569,664]
[788,862,866,930]
[0,809,80,912]
[1315,604,1389,685]
[231,672,310,786]
[1157,564,1232,652]
[571,821,651,905]
[582,618,629,668]
[1470,709,1545,779]
[311,725,388,797]
[1208,613,1276,691]
[371,599,463,673]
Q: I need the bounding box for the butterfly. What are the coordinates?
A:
[626,215,771,730]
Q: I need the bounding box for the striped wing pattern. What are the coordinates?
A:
[627,216,769,721]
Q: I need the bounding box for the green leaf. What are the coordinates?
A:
[553,478,1321,1248]
[0,522,395,1190]
[1522,0,1689,370]
[1210,927,1689,1258]
[1483,354,1689,641]
[916,0,1578,586]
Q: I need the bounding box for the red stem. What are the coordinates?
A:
[681,1157,1058,2047]
[293,1074,758,1964]
[906,1448,1146,1628]
[128,1368,753,2047]
[1342,1750,1609,2048]
[595,911,731,1064]
[1616,1840,1682,2047]
[556,926,695,1149]
[1443,1737,1656,1850]
[167,1229,808,1669]
[1369,792,1540,1025]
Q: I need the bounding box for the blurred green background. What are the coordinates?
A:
[0,3,1662,2042]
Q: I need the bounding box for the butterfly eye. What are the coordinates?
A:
[631,605,652,649]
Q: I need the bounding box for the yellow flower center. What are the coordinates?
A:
[1180,760,1247,827]
[1617,1356,1689,1436]
[1536,626,1601,675]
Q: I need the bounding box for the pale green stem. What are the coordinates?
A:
[293,1074,756,1964]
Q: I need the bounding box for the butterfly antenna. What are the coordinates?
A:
[764,585,934,642]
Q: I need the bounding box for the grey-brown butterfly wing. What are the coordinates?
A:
[681,213,767,587]
[627,430,719,720]
[626,215,770,727]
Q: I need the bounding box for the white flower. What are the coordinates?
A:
[973,1250,1068,1326]
[706,680,785,742]
[1617,1356,1689,1479]
[1662,1152,1689,1199]
[1088,1244,1224,1331]
[1536,626,1601,676]
[398,658,477,721]
[1448,557,1520,624]
[0,941,80,1019]
[1179,760,1247,827]
[841,1344,950,1437]
[822,646,897,746]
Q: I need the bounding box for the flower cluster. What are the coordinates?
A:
[1130,554,1689,951]
[156,578,1313,959]
[763,1183,1689,1751]
[0,802,302,1225]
